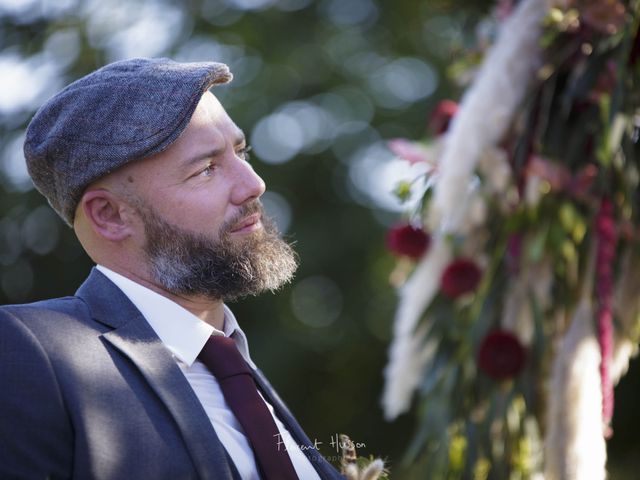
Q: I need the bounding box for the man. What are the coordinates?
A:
[0,58,344,479]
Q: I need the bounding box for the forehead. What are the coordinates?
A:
[178,91,242,144]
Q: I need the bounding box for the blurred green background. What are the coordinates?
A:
[1,0,639,477]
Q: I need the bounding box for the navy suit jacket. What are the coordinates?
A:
[0,268,344,479]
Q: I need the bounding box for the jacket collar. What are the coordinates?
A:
[76,268,131,329]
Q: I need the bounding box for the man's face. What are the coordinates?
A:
[122,91,298,300]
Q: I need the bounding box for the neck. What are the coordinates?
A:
[102,265,226,331]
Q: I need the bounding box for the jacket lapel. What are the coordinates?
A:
[76,269,236,480]
[251,368,346,480]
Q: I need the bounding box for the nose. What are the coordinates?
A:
[231,156,266,205]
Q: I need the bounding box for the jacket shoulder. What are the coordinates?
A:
[0,295,95,335]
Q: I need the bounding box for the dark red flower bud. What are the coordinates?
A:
[386,224,431,259]
[477,330,526,380]
[440,258,482,299]
[428,100,458,135]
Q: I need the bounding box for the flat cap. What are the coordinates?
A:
[24,57,233,226]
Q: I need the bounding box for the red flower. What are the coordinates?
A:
[386,224,431,259]
[428,100,458,136]
[440,258,482,298]
[477,330,526,380]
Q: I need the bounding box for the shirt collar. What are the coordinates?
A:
[96,265,255,369]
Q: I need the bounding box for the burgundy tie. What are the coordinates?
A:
[198,335,299,480]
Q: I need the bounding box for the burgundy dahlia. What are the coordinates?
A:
[477,330,526,380]
[386,224,431,259]
[440,258,482,299]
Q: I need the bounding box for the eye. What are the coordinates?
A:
[237,145,252,161]
[198,163,216,177]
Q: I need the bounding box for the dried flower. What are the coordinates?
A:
[440,258,483,298]
[383,239,452,420]
[544,299,607,480]
[386,224,431,259]
[429,0,546,232]
[428,100,458,135]
[477,330,526,380]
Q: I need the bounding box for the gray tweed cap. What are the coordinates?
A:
[24,57,233,227]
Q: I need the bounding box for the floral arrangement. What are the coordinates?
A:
[382,0,640,477]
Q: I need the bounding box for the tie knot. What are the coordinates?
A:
[198,335,252,379]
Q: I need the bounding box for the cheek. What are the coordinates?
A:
[172,192,230,230]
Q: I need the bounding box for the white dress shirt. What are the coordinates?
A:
[96,265,320,480]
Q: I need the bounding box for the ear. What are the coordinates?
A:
[80,189,135,242]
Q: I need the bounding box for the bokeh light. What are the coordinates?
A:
[290,275,343,328]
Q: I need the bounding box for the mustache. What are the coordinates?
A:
[222,200,265,234]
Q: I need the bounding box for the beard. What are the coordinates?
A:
[137,199,298,302]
